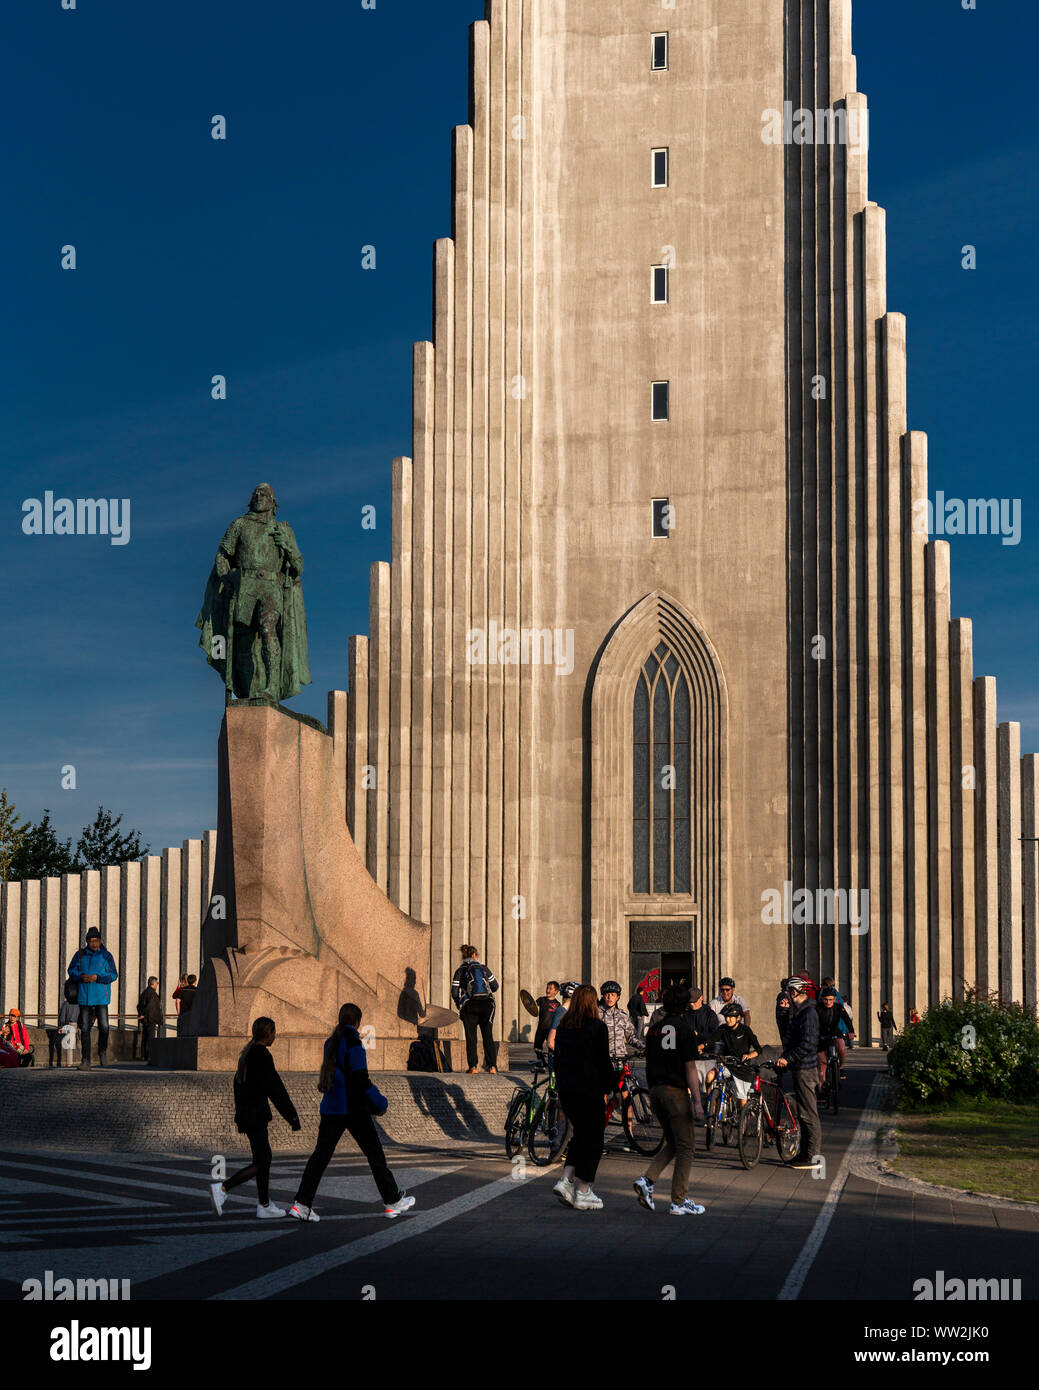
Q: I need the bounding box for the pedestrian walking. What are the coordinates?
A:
[551,984,615,1211]
[878,1002,896,1050]
[67,929,118,1070]
[450,944,499,1074]
[210,1017,301,1219]
[627,985,649,1040]
[632,985,706,1216]
[136,977,163,1061]
[174,974,198,1036]
[289,1003,415,1222]
[774,976,821,1170]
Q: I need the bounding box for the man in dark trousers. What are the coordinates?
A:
[136,977,163,1061]
[67,929,118,1070]
[450,944,499,1073]
[775,976,821,1170]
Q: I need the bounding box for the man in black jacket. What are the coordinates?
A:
[775,977,821,1169]
[136,977,163,1062]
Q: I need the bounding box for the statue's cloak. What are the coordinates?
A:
[196,557,311,703]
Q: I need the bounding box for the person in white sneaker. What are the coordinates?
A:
[633,986,707,1218]
[288,1003,414,1222]
[211,1016,301,1219]
[552,985,615,1211]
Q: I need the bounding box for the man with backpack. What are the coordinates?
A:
[450,944,499,1074]
[67,928,118,1070]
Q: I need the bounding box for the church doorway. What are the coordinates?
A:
[628,920,693,1006]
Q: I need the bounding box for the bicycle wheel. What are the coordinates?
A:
[623,1084,663,1156]
[704,1085,721,1150]
[776,1092,802,1164]
[827,1057,840,1113]
[738,1097,763,1169]
[505,1089,531,1159]
[528,1092,569,1166]
[720,1092,739,1146]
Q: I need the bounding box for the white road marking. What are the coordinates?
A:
[215,1166,554,1300]
[777,1074,888,1301]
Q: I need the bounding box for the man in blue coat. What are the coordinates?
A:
[68,928,118,1069]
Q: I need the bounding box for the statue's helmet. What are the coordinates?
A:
[250,482,278,514]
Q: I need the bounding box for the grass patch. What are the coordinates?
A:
[892,1097,1039,1202]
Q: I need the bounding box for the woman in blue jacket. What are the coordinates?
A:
[67,929,118,1069]
[289,1003,414,1222]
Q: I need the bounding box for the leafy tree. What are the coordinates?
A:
[75,805,150,871]
[8,809,77,881]
[0,789,28,882]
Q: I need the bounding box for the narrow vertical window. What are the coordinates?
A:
[652,499,671,539]
[652,33,669,71]
[633,642,691,895]
[652,381,670,421]
[652,265,669,303]
[651,147,669,188]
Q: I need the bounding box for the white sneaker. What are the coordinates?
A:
[633,1176,655,1212]
[209,1182,226,1216]
[573,1187,604,1211]
[553,1176,575,1207]
[384,1192,415,1219]
[670,1199,706,1216]
[256,1202,286,1219]
[288,1202,319,1222]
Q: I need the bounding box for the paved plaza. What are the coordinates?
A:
[3,1055,1035,1302]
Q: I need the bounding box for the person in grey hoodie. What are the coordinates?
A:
[67,929,118,1070]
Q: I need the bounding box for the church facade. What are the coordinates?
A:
[329,0,1038,1042]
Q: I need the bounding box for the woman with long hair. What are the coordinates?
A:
[210,1017,301,1218]
[551,984,615,1211]
[289,1003,414,1222]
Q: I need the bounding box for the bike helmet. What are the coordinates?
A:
[786,976,811,994]
[719,977,736,989]
[721,1002,743,1018]
[561,981,580,1000]
[600,980,622,997]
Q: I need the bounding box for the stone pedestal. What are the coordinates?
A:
[153,704,449,1069]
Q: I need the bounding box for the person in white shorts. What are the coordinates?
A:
[713,1002,761,1105]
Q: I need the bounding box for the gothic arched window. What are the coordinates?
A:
[633,641,691,894]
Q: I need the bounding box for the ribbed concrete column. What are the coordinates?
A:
[410,342,436,925]
[347,635,369,855]
[997,721,1022,1002]
[17,879,39,1020]
[949,619,976,999]
[1022,754,1039,1013]
[368,561,391,890]
[160,848,181,1020]
[59,873,80,1002]
[120,861,142,1025]
[389,456,414,910]
[181,838,203,980]
[827,0,856,104]
[327,690,348,818]
[1,883,20,1018]
[202,829,217,907]
[925,542,952,1004]
[973,677,999,993]
[903,432,929,1022]
[99,866,121,1018]
[139,856,163,1002]
[80,869,100,946]
[40,876,62,1024]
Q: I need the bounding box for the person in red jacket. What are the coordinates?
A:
[6,1009,34,1068]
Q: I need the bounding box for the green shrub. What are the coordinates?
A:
[888,996,1039,1106]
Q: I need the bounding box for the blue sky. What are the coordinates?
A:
[1,0,1036,853]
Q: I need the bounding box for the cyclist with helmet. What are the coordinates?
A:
[714,1002,761,1106]
[816,986,854,1091]
[775,976,821,1169]
[599,980,644,1121]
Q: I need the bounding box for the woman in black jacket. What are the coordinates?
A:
[551,985,615,1212]
[210,1017,301,1218]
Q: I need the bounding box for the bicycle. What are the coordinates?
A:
[528,1058,570,1165]
[703,1059,740,1151]
[506,1050,553,1159]
[820,1036,841,1113]
[604,1055,663,1156]
[737,1061,802,1169]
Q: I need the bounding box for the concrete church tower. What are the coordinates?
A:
[331,0,1038,1042]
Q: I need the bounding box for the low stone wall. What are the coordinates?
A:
[0,1069,520,1156]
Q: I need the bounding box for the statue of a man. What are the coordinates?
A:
[196,483,312,704]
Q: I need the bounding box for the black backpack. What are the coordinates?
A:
[407,1037,450,1073]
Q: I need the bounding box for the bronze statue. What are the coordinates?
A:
[196,483,311,704]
